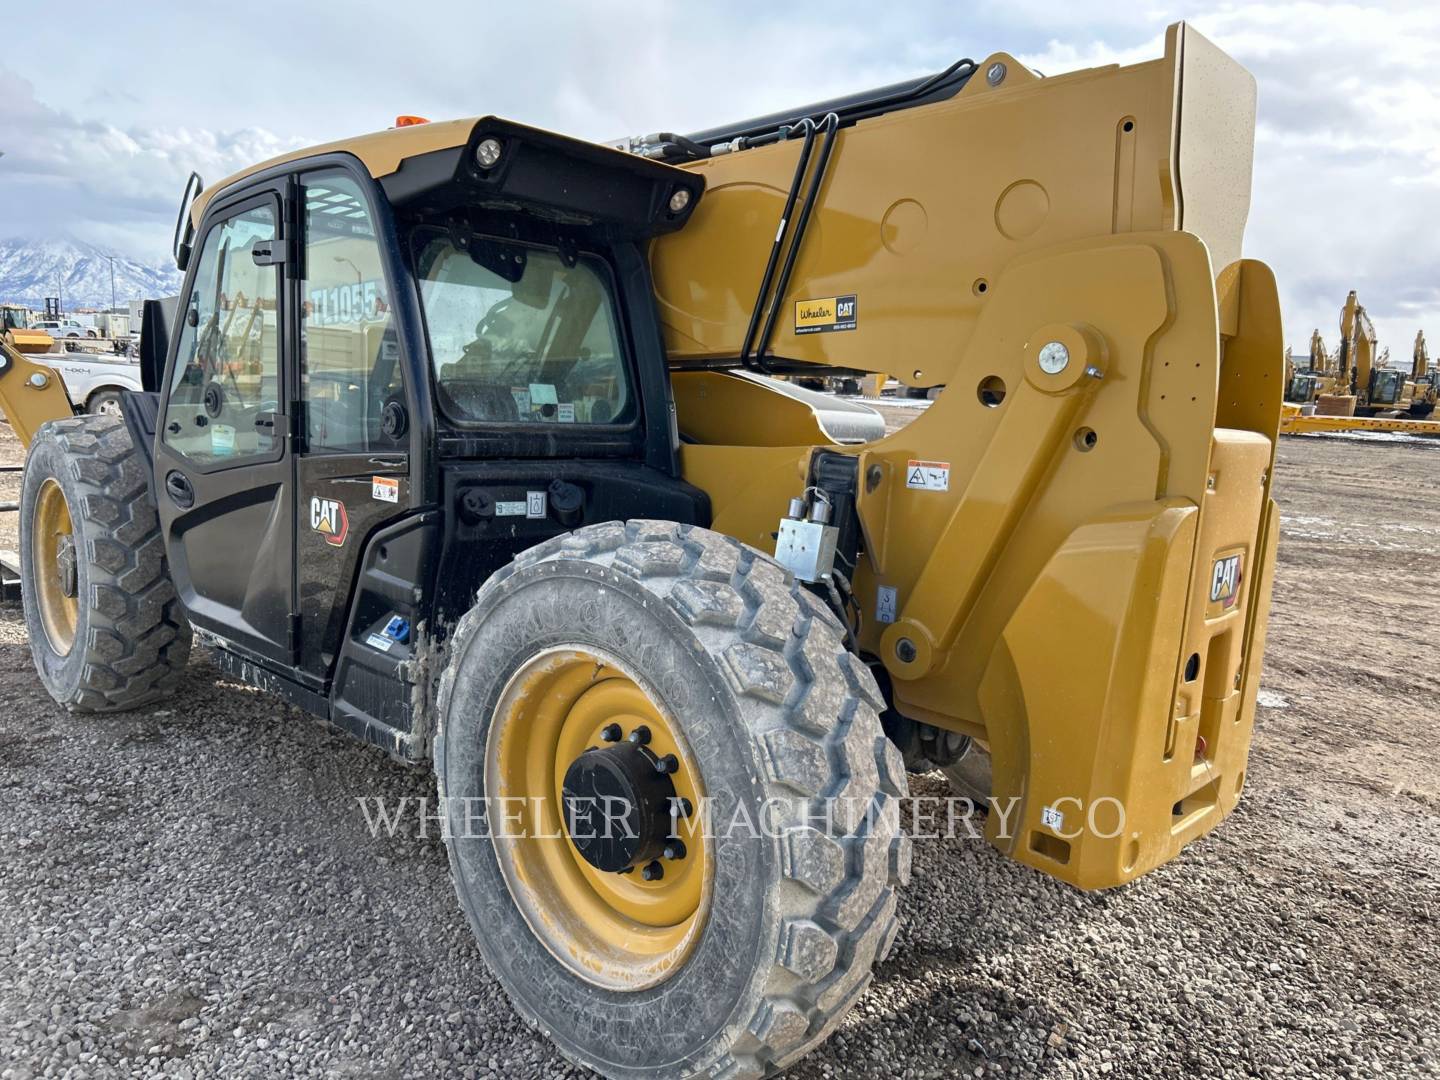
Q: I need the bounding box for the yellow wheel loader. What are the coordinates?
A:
[0,23,1281,1079]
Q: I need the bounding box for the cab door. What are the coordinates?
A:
[153,185,297,664]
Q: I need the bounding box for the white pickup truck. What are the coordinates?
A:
[30,352,144,415]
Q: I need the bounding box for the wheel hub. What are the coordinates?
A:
[55,534,78,598]
[562,739,677,874]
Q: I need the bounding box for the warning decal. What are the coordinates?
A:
[371,476,399,503]
[794,294,858,335]
[905,460,950,491]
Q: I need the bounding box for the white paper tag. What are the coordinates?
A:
[510,389,531,415]
[557,402,576,423]
[365,633,393,652]
[212,424,236,454]
[526,491,547,519]
[1041,806,1065,832]
[496,500,527,517]
[529,383,559,406]
[905,460,950,491]
[371,476,399,503]
[876,585,898,624]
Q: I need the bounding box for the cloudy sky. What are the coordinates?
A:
[2,1,1436,352]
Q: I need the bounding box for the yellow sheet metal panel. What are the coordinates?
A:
[0,340,76,447]
[679,444,810,552]
[1173,25,1257,275]
[980,499,1199,888]
[652,26,1254,390]
[671,371,831,446]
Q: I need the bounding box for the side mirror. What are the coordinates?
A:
[172,171,205,272]
[139,297,178,393]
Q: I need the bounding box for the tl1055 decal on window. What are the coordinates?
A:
[310,496,349,547]
[308,281,385,326]
[794,294,857,335]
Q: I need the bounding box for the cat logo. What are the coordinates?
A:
[310,496,349,547]
[1209,553,1242,608]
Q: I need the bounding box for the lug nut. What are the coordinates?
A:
[671,797,693,818]
[641,860,664,881]
[599,723,622,742]
[655,753,679,774]
[628,725,651,746]
[663,839,687,861]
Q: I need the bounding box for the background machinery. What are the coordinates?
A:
[0,23,1281,1079]
[1330,289,1423,417]
[1409,330,1436,416]
[1285,327,1340,405]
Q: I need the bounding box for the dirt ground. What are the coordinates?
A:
[0,412,1437,1078]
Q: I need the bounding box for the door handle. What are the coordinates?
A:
[164,470,195,509]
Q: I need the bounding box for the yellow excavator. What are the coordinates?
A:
[1,23,1281,1079]
[1330,289,1424,417]
[1409,330,1436,417]
[1285,327,1340,405]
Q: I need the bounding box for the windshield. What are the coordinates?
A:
[414,236,632,426]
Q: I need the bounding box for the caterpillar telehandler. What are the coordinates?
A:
[2,23,1281,1079]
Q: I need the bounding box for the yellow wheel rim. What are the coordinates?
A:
[32,478,79,656]
[485,646,711,990]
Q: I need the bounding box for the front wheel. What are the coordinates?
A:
[436,520,909,1079]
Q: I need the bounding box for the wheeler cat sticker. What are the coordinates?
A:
[310,496,349,547]
[794,294,858,334]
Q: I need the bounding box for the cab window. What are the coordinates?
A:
[163,202,280,466]
[300,170,404,452]
[414,235,632,426]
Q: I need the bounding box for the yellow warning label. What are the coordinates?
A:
[794,294,857,335]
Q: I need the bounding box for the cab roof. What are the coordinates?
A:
[187,116,703,244]
[190,118,479,227]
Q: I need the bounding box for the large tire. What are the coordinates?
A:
[435,520,910,1079]
[19,415,191,711]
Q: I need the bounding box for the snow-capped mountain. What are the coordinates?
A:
[0,237,182,310]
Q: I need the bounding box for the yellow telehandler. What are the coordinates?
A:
[1,22,1281,1078]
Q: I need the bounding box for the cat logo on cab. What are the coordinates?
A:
[310,496,349,547]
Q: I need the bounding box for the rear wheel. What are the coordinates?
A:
[20,415,191,711]
[87,390,124,417]
[436,520,909,1079]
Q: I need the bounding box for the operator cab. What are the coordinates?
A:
[134,118,708,758]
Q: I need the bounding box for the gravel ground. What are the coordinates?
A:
[1,415,1438,1079]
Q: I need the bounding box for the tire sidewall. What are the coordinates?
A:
[438,559,781,1078]
[19,428,93,704]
